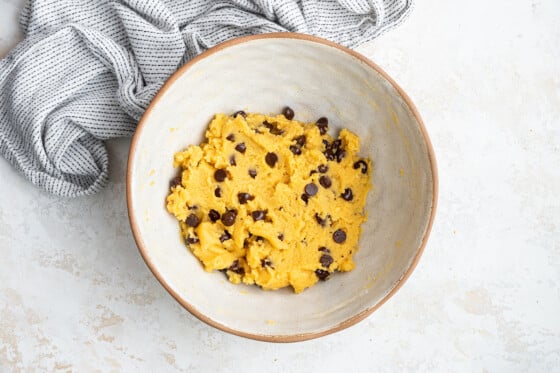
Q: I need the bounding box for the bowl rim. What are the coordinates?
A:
[126,32,439,343]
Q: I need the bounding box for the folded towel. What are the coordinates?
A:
[0,0,412,197]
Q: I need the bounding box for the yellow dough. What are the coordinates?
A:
[166,110,371,293]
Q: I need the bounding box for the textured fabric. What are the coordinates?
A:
[0,0,412,197]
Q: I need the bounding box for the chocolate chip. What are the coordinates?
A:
[219,230,232,242]
[214,169,227,182]
[222,210,237,226]
[294,135,306,147]
[278,233,284,241]
[235,143,246,153]
[229,155,236,166]
[251,210,266,221]
[315,269,330,281]
[318,164,328,173]
[186,235,199,244]
[237,192,254,204]
[301,194,309,204]
[186,213,200,227]
[248,169,257,178]
[316,117,328,135]
[324,149,336,161]
[233,110,247,118]
[170,176,182,189]
[263,121,284,135]
[323,140,343,162]
[318,246,330,253]
[226,133,235,142]
[341,188,353,201]
[261,258,273,268]
[317,117,328,125]
[333,229,347,243]
[304,183,318,196]
[255,236,264,242]
[315,213,327,227]
[289,145,302,155]
[282,106,295,120]
[336,149,346,163]
[228,260,244,274]
[320,254,334,268]
[353,160,368,174]
[265,152,278,167]
[319,175,331,188]
[208,209,220,222]
[214,186,222,197]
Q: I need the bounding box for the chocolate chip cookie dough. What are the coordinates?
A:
[166,108,371,293]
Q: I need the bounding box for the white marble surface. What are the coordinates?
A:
[1,0,559,371]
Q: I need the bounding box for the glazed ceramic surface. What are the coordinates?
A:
[127,33,437,341]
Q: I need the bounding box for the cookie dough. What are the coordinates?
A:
[166,108,371,293]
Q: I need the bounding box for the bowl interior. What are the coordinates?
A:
[128,35,436,340]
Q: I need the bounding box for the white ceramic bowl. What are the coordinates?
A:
[127,33,437,342]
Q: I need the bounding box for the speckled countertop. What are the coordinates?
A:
[1,0,559,372]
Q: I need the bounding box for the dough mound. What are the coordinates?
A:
[166,109,371,293]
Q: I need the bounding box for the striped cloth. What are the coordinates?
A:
[0,0,412,197]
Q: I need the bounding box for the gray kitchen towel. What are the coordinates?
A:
[0,0,412,197]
